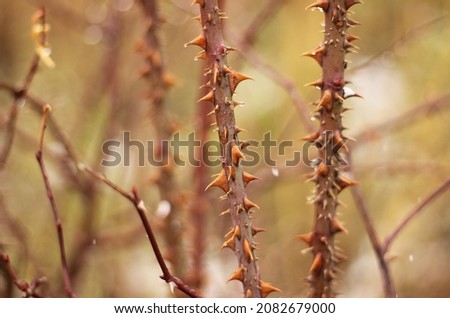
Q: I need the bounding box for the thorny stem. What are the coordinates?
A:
[190,0,279,298]
[301,0,361,297]
[35,104,75,298]
[0,253,46,298]
[82,165,199,298]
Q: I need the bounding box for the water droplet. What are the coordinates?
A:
[156,200,171,218]
[271,168,279,177]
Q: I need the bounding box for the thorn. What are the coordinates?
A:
[297,232,313,246]
[245,289,253,298]
[260,281,281,298]
[227,166,235,181]
[346,34,360,42]
[251,226,266,236]
[345,0,362,10]
[317,89,333,111]
[302,45,326,66]
[228,265,245,282]
[333,130,348,152]
[197,90,214,103]
[243,171,261,187]
[194,50,207,61]
[220,209,230,216]
[184,33,206,49]
[304,79,324,89]
[192,0,205,6]
[231,144,246,166]
[243,238,253,262]
[229,72,253,94]
[192,15,201,22]
[235,126,246,134]
[205,170,229,192]
[331,217,348,234]
[306,0,330,12]
[243,196,259,212]
[309,252,324,274]
[316,162,329,176]
[234,226,241,239]
[301,131,320,143]
[221,235,235,251]
[347,18,361,27]
[335,174,358,192]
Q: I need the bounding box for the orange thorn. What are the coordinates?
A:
[310,252,324,274]
[301,131,320,142]
[221,235,235,251]
[304,79,324,89]
[231,144,246,166]
[306,0,329,12]
[331,217,349,234]
[205,169,229,192]
[243,171,261,187]
[192,0,205,6]
[317,89,333,111]
[302,46,326,66]
[243,238,253,262]
[335,174,358,192]
[243,196,259,212]
[227,265,245,282]
[251,226,266,236]
[184,33,206,50]
[297,232,314,246]
[197,90,214,103]
[194,50,207,61]
[316,162,329,176]
[260,281,281,298]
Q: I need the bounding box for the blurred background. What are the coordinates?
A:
[1,0,450,297]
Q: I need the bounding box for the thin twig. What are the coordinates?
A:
[0,7,49,170]
[383,176,450,251]
[354,92,450,145]
[35,104,75,298]
[81,165,199,298]
[350,15,447,73]
[0,253,46,298]
[347,150,396,297]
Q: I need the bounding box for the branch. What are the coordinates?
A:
[350,15,446,73]
[35,104,75,298]
[80,165,199,298]
[0,253,46,298]
[383,176,450,251]
[354,92,450,145]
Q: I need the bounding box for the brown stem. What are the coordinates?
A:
[0,253,46,298]
[383,176,450,252]
[349,175,396,298]
[35,104,75,298]
[81,165,199,298]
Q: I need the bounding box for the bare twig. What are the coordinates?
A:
[350,181,396,297]
[350,15,446,73]
[35,104,75,298]
[354,92,450,145]
[81,165,199,298]
[383,176,450,251]
[0,253,46,298]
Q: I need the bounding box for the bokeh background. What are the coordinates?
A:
[1,0,450,297]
